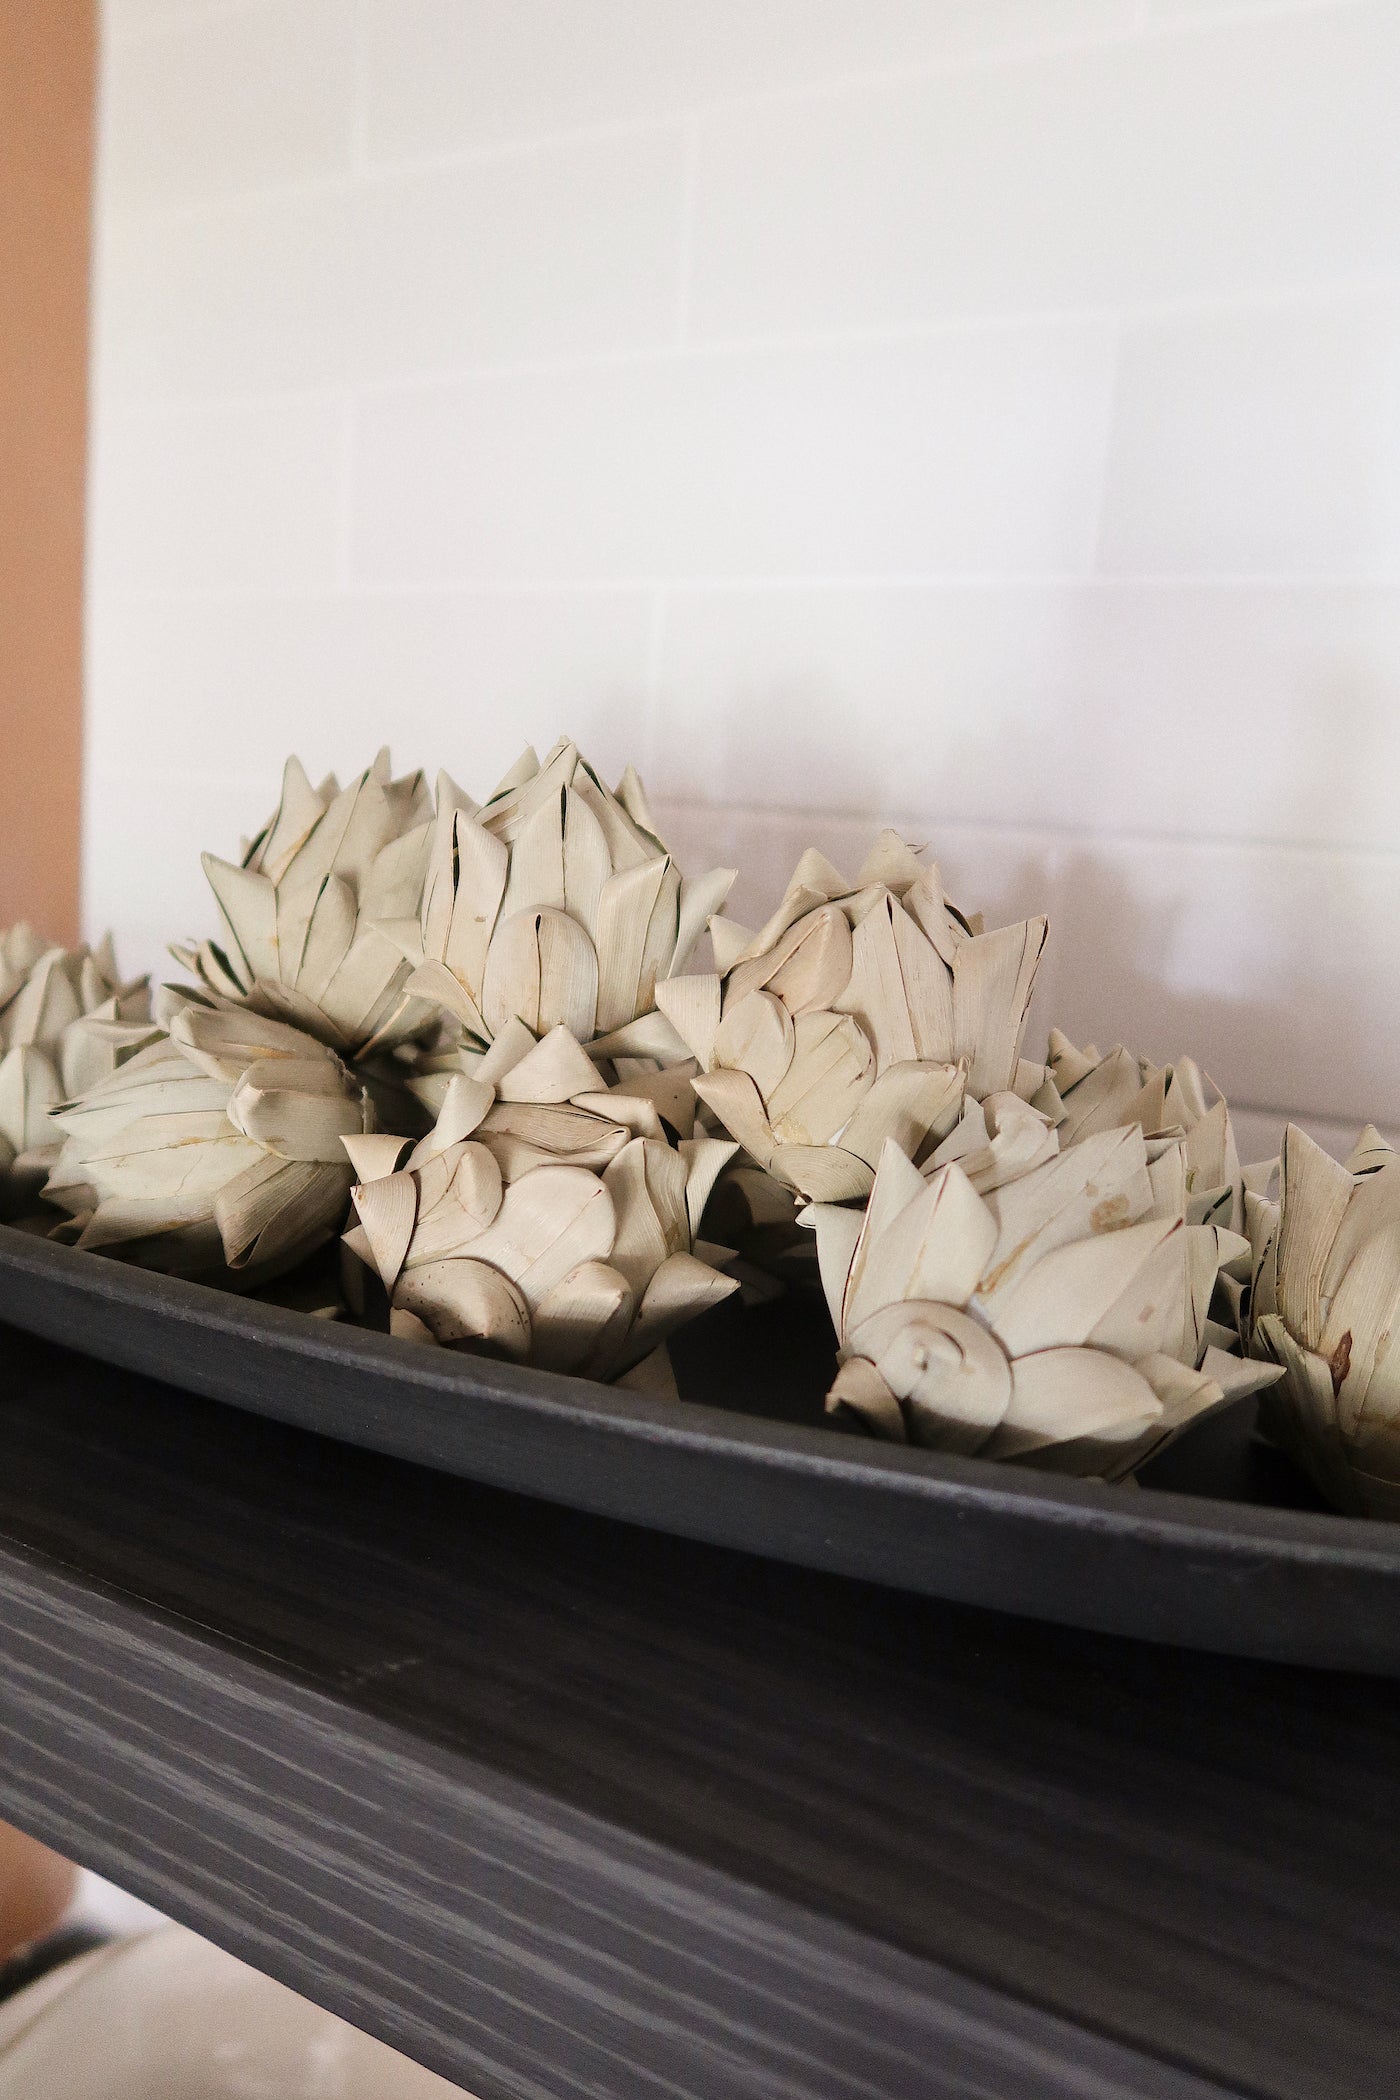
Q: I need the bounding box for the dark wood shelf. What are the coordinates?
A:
[0,1322,1395,2099]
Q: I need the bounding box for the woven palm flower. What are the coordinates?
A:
[1044,1029,1244,1233]
[44,1000,371,1284]
[652,831,1048,1207]
[806,1127,1277,1479]
[173,750,440,1062]
[390,738,735,1066]
[343,1019,738,1383]
[0,926,153,1214]
[1248,1124,1400,1518]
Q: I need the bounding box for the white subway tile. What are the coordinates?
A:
[689,2,1400,336]
[649,582,1400,850]
[86,594,370,781]
[347,593,657,785]
[96,125,686,404]
[90,398,348,591]
[85,588,656,786]
[350,130,687,380]
[361,0,1141,163]
[96,187,359,401]
[652,586,1082,821]
[352,325,1116,583]
[1097,295,1400,577]
[100,0,357,214]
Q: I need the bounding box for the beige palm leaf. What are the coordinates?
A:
[343,1019,738,1383]
[654,831,1048,1206]
[806,1127,1278,1480]
[0,926,153,1215]
[1248,1124,1400,1517]
[390,738,735,1066]
[1044,1029,1244,1232]
[173,749,441,1061]
[44,999,370,1283]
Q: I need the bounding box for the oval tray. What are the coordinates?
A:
[2,1221,1398,1673]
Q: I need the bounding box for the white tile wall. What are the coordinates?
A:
[87,0,1400,1157]
[360,0,1146,162]
[101,0,359,211]
[351,324,1118,584]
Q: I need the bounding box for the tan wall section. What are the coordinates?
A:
[0,0,94,946]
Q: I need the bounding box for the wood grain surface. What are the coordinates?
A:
[0,0,92,942]
[0,1324,1395,2099]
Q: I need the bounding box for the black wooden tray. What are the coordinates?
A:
[2,1220,1399,1673]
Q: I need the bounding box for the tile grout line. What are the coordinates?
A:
[1083,314,1126,577]
[88,572,1400,602]
[92,269,1400,414]
[671,119,702,347]
[84,762,1400,868]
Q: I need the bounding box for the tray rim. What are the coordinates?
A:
[3,1221,1400,1671]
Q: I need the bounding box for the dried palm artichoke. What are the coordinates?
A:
[344,1019,738,1382]
[1249,1124,1400,1517]
[173,750,440,1061]
[1045,1029,1244,1232]
[653,832,1047,1206]
[807,1128,1277,1479]
[385,739,735,1075]
[0,926,153,1214]
[44,1000,370,1283]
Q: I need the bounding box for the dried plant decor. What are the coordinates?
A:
[21,730,1398,1521]
[1248,1125,1400,1517]
[0,924,151,1216]
[44,998,370,1283]
[807,1129,1279,1479]
[656,832,1048,1209]
[342,1020,738,1382]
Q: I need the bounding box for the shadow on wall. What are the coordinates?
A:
[655,674,1400,1135]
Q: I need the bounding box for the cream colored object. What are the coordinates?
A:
[1045,1029,1245,1233]
[44,999,370,1285]
[173,750,441,1061]
[658,831,1047,1206]
[0,925,153,1213]
[1249,1124,1400,1518]
[391,738,734,1060]
[345,1022,738,1380]
[807,1130,1277,1480]
[0,1927,469,2097]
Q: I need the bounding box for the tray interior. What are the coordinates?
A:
[667,1289,1328,1514]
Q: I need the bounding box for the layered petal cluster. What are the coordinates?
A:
[0,925,152,1211]
[44,1002,370,1282]
[1045,1029,1244,1231]
[656,832,1048,1205]
[1249,1125,1400,1517]
[343,1020,738,1381]
[807,1129,1277,1479]
[397,739,735,1061]
[175,751,439,1060]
